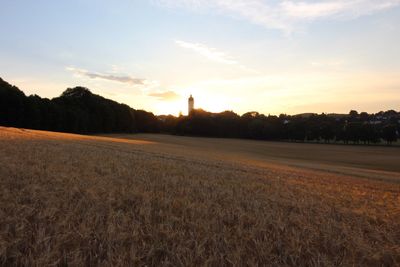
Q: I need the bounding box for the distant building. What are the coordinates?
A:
[369,120,382,125]
[188,94,194,115]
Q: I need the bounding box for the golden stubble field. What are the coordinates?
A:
[0,127,399,266]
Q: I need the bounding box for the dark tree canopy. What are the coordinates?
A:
[1,77,399,145]
[0,78,159,134]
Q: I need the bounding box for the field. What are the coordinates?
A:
[0,127,399,266]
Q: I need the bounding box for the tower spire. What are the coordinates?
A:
[188,94,194,115]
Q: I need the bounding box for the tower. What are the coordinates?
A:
[188,94,194,115]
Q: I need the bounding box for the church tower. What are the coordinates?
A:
[188,94,194,115]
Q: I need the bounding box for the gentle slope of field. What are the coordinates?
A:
[0,127,399,266]
[110,133,400,182]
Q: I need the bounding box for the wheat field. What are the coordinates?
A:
[0,127,399,266]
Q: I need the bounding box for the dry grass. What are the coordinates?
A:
[0,127,399,266]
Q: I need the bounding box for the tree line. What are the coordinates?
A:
[0,78,159,134]
[1,77,399,145]
[165,109,399,145]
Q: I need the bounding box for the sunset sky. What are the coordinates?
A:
[1,0,400,115]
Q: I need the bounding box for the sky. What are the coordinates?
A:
[1,0,400,115]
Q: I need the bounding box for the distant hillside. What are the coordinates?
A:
[0,77,159,134]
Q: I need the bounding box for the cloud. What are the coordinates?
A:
[280,1,400,20]
[154,0,400,32]
[66,67,146,86]
[175,40,237,65]
[175,40,259,73]
[148,90,180,100]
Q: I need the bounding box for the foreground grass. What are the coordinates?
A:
[0,128,399,266]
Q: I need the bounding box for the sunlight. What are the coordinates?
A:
[181,87,234,114]
[152,92,233,116]
[153,99,183,116]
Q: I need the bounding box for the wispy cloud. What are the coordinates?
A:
[66,67,147,86]
[280,1,400,20]
[154,0,400,32]
[175,40,237,65]
[175,40,259,73]
[148,90,180,100]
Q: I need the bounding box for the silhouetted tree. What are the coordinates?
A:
[134,110,159,133]
[0,78,26,127]
[382,125,398,145]
[349,110,359,120]
[346,122,363,144]
[320,122,335,143]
